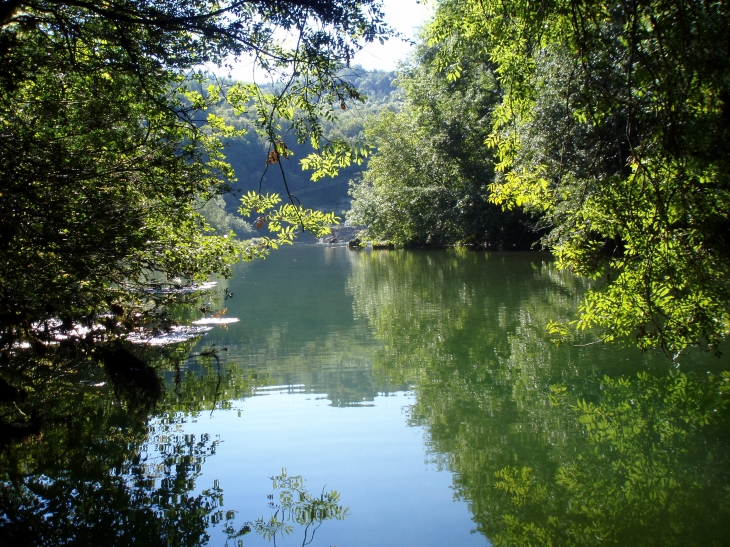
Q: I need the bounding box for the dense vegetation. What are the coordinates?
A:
[203,68,402,221]
[2,3,729,542]
[0,1,388,362]
[351,0,730,355]
[348,36,536,248]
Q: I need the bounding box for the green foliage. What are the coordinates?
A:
[348,37,537,247]
[300,140,371,183]
[223,73,372,185]
[0,0,389,361]
[203,69,402,215]
[427,0,730,352]
[0,29,240,346]
[198,195,255,238]
[239,191,340,245]
[492,372,730,547]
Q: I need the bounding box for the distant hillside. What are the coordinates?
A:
[206,69,402,221]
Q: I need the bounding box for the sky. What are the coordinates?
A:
[223,0,433,80]
[352,0,433,71]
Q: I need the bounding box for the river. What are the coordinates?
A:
[2,245,728,546]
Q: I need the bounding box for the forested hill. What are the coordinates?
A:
[208,69,401,220]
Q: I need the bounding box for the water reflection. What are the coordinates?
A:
[3,247,728,546]
[200,246,404,406]
[243,470,348,547]
[0,343,256,545]
[345,249,730,545]
[491,372,730,546]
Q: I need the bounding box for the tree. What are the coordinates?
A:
[204,69,403,215]
[0,0,388,358]
[348,36,536,248]
[427,0,730,354]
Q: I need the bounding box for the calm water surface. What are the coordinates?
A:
[175,246,729,546]
[3,246,728,546]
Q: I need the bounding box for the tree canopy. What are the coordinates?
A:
[0,0,388,357]
[348,34,537,248]
[422,0,730,354]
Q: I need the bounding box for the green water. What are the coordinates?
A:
[2,246,729,546]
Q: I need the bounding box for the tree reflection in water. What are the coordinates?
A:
[243,470,348,547]
[492,372,730,546]
[347,249,730,546]
[0,338,257,545]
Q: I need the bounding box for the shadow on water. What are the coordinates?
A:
[0,331,348,547]
[100,343,163,416]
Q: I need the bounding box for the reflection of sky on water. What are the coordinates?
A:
[7,250,726,544]
[181,389,487,547]
[168,245,728,546]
